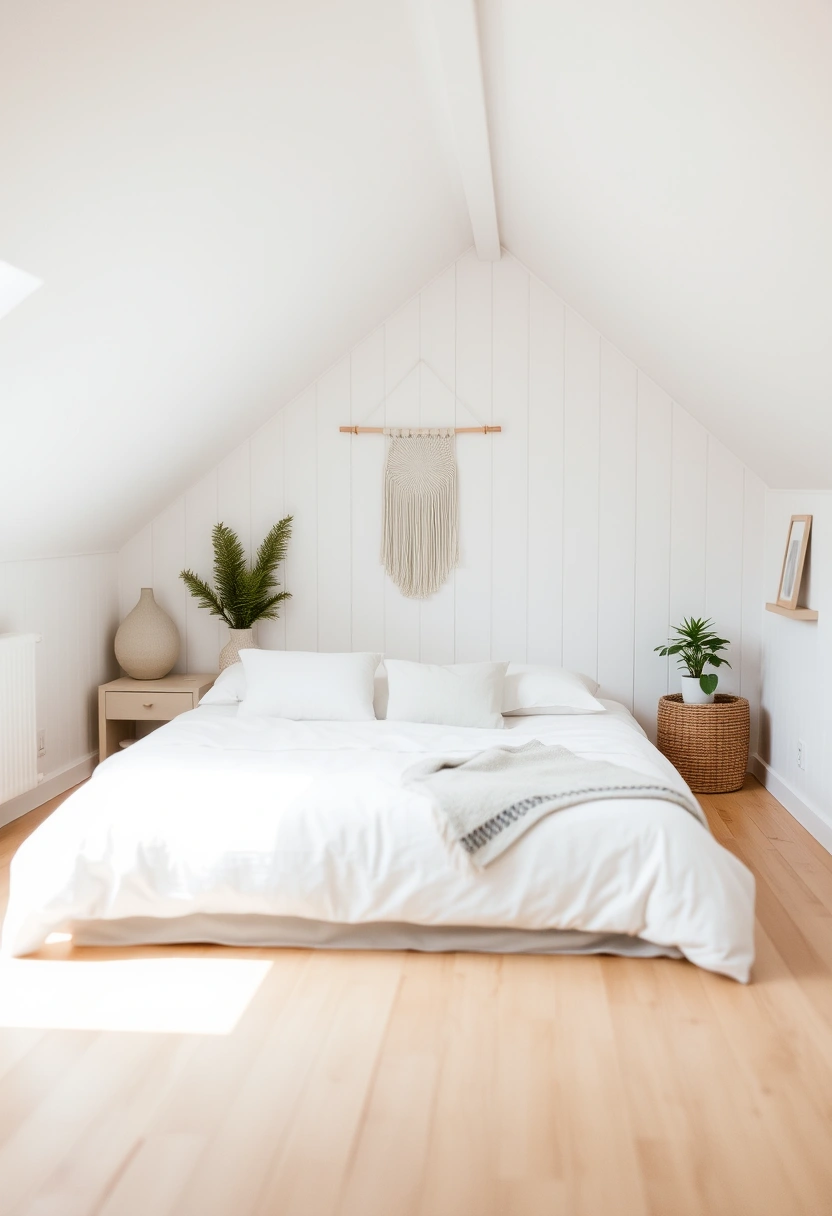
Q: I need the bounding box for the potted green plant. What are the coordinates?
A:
[180,517,292,669]
[655,616,731,705]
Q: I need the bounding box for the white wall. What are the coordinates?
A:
[119,249,765,744]
[484,0,832,491]
[0,554,119,822]
[756,492,832,849]
[0,0,470,562]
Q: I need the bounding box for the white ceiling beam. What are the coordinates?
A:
[428,0,501,261]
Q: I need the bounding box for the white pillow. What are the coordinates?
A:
[199,662,246,705]
[385,660,507,728]
[237,650,381,720]
[502,664,604,716]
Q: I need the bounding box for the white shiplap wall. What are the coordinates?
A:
[119,249,765,744]
[0,553,119,815]
[757,492,832,846]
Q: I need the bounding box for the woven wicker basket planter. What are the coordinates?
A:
[657,694,750,793]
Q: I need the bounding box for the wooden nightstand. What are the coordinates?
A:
[98,673,215,761]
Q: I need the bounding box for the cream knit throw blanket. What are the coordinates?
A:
[382,427,459,598]
[405,740,706,868]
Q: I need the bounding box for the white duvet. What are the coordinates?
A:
[2,700,755,980]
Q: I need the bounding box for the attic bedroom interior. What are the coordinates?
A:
[1,0,831,1211]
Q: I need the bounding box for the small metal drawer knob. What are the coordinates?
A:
[142,702,153,708]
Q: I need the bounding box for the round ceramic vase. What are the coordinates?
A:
[114,588,180,679]
[219,627,257,671]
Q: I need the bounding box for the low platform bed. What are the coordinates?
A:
[1,699,755,980]
[69,914,683,960]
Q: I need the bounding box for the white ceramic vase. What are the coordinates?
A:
[115,588,180,679]
[680,674,714,705]
[220,627,257,671]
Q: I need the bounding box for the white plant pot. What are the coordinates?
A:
[680,675,714,705]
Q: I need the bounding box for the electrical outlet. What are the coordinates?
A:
[797,740,806,771]
[37,729,46,757]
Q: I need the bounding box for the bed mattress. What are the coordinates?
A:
[69,913,683,959]
[1,699,755,979]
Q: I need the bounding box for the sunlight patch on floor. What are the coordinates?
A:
[0,956,272,1034]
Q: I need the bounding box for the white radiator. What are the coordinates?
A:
[0,633,39,803]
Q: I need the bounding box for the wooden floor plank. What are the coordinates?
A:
[251,952,404,1216]
[20,1036,197,1216]
[95,1133,207,1216]
[0,777,831,1214]
[334,954,454,1216]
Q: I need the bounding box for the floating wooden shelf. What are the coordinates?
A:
[765,602,818,621]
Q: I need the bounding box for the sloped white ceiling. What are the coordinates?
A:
[3,0,830,562]
[481,0,832,489]
[0,0,469,559]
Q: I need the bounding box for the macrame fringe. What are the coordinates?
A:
[382,428,459,599]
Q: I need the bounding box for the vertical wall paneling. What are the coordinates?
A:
[119,249,765,740]
[283,390,318,651]
[420,264,456,394]
[419,266,457,665]
[151,497,187,675]
[77,555,97,751]
[562,309,600,678]
[92,553,117,744]
[454,251,493,663]
[383,305,421,660]
[597,342,637,707]
[741,470,765,755]
[217,443,252,553]
[633,374,673,740]
[250,414,287,653]
[349,329,385,653]
[669,405,708,630]
[705,437,745,696]
[527,277,565,666]
[490,256,529,661]
[184,472,221,670]
[384,298,420,396]
[118,524,153,622]
[316,361,352,652]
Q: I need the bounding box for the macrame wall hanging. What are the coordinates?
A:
[381,427,458,599]
[339,360,501,600]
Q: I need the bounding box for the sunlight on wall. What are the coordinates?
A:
[0,956,272,1034]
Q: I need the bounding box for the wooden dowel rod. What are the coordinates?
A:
[339,425,501,435]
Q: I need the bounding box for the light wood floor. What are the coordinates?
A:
[1,778,832,1215]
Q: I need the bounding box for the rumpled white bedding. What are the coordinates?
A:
[1,700,756,979]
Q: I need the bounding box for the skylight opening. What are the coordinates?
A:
[0,260,42,321]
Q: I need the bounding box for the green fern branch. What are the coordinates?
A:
[179,516,293,631]
[179,571,231,625]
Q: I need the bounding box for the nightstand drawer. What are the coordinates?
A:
[106,691,193,721]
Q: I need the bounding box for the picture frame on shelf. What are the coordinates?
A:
[776,514,812,610]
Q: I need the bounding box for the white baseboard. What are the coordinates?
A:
[750,754,832,855]
[0,753,97,831]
